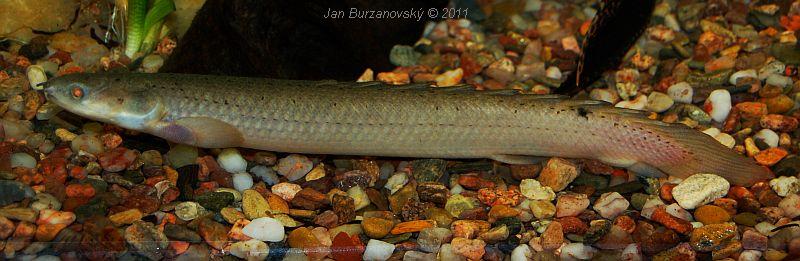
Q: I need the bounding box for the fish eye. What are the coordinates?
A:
[71,86,84,99]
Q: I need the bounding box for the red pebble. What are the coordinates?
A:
[196,155,221,181]
[97,147,138,172]
[40,156,67,184]
[458,174,496,190]
[558,216,588,235]
[650,206,693,235]
[65,183,95,198]
[331,232,364,261]
[728,186,755,200]
[69,165,87,180]
[614,215,637,234]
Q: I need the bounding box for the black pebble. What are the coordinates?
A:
[18,37,49,60]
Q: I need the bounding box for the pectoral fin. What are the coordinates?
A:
[152,117,244,148]
[490,154,547,165]
[628,162,667,178]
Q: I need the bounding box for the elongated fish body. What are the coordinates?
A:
[43,73,772,186]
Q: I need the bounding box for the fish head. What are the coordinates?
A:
[43,73,165,130]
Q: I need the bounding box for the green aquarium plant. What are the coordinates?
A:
[124,0,175,58]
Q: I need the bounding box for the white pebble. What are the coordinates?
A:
[217,148,247,173]
[621,244,642,261]
[10,153,36,169]
[754,129,780,148]
[729,69,757,85]
[705,89,732,122]
[363,239,395,261]
[615,95,648,110]
[250,165,279,185]
[511,245,533,261]
[589,88,618,104]
[766,74,793,88]
[31,255,60,261]
[450,184,465,195]
[560,243,597,260]
[714,133,736,149]
[242,217,285,242]
[646,91,674,113]
[665,203,693,221]
[520,179,555,201]
[593,192,629,219]
[232,172,254,192]
[70,134,104,155]
[641,197,664,219]
[27,65,47,90]
[672,174,730,209]
[174,201,204,221]
[702,127,721,137]
[758,61,785,80]
[271,182,302,201]
[347,186,371,211]
[779,194,800,218]
[667,82,693,103]
[229,239,269,260]
[739,250,762,261]
[384,172,408,195]
[276,154,313,181]
[769,176,800,197]
[545,66,562,79]
[755,222,777,236]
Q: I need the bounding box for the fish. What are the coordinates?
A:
[556,0,657,95]
[43,73,773,186]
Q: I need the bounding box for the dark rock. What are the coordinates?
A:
[164,224,202,242]
[18,37,49,60]
[417,182,449,205]
[773,155,800,177]
[176,164,200,201]
[583,219,612,244]
[268,241,289,261]
[74,198,107,222]
[103,173,136,188]
[125,220,169,261]
[332,194,355,224]
[571,173,609,190]
[195,191,234,211]
[495,217,522,235]
[333,170,373,191]
[0,180,35,206]
[411,159,447,182]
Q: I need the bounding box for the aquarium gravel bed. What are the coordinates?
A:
[1,0,800,260]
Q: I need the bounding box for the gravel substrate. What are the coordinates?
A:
[0,0,799,260]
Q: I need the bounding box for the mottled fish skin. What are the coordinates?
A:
[44,73,772,186]
[557,0,657,95]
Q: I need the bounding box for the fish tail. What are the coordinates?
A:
[656,124,773,186]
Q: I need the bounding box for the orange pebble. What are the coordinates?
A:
[694,205,731,225]
[754,147,788,166]
[390,220,436,235]
[660,183,677,202]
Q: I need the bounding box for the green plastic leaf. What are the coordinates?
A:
[123,0,148,58]
[143,0,175,41]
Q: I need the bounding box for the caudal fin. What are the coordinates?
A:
[657,124,773,186]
